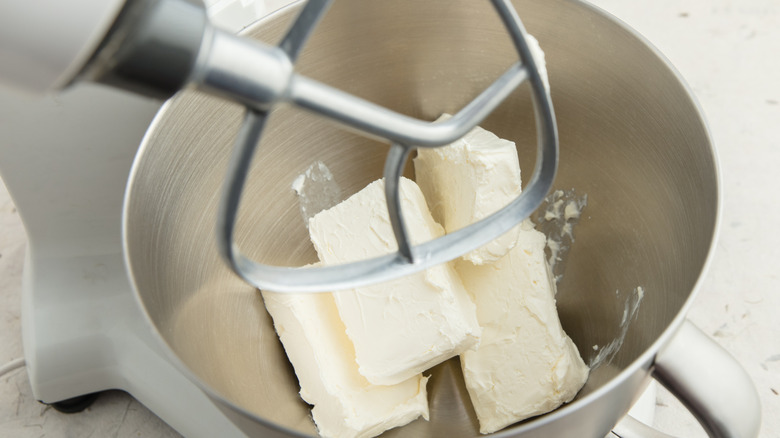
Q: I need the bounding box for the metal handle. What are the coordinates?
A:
[611,320,761,438]
[217,0,558,292]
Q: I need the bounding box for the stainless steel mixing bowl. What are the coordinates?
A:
[124,0,760,436]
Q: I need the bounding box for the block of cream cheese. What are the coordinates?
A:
[308,177,481,386]
[414,114,522,265]
[262,289,429,438]
[456,221,589,434]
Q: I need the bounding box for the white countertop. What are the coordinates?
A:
[1,0,777,436]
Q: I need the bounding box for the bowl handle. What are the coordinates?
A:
[611,320,761,438]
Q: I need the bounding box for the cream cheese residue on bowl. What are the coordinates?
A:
[533,189,588,286]
[291,161,342,227]
[589,286,645,369]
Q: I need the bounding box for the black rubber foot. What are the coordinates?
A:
[45,392,101,414]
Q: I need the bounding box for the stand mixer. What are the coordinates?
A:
[0,0,761,437]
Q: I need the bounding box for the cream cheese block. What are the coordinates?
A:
[262,289,429,438]
[308,177,481,386]
[456,221,589,434]
[414,114,523,265]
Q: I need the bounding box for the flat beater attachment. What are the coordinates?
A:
[215,0,558,292]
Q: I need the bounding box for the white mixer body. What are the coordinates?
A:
[0,0,125,92]
[0,0,283,93]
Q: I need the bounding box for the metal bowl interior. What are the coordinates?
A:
[124,0,717,436]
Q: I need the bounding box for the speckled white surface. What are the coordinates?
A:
[588,1,780,436]
[1,0,778,437]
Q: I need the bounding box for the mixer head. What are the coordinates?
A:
[87,0,558,292]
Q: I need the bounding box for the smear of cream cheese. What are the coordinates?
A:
[533,189,588,286]
[291,161,342,227]
[589,286,645,369]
